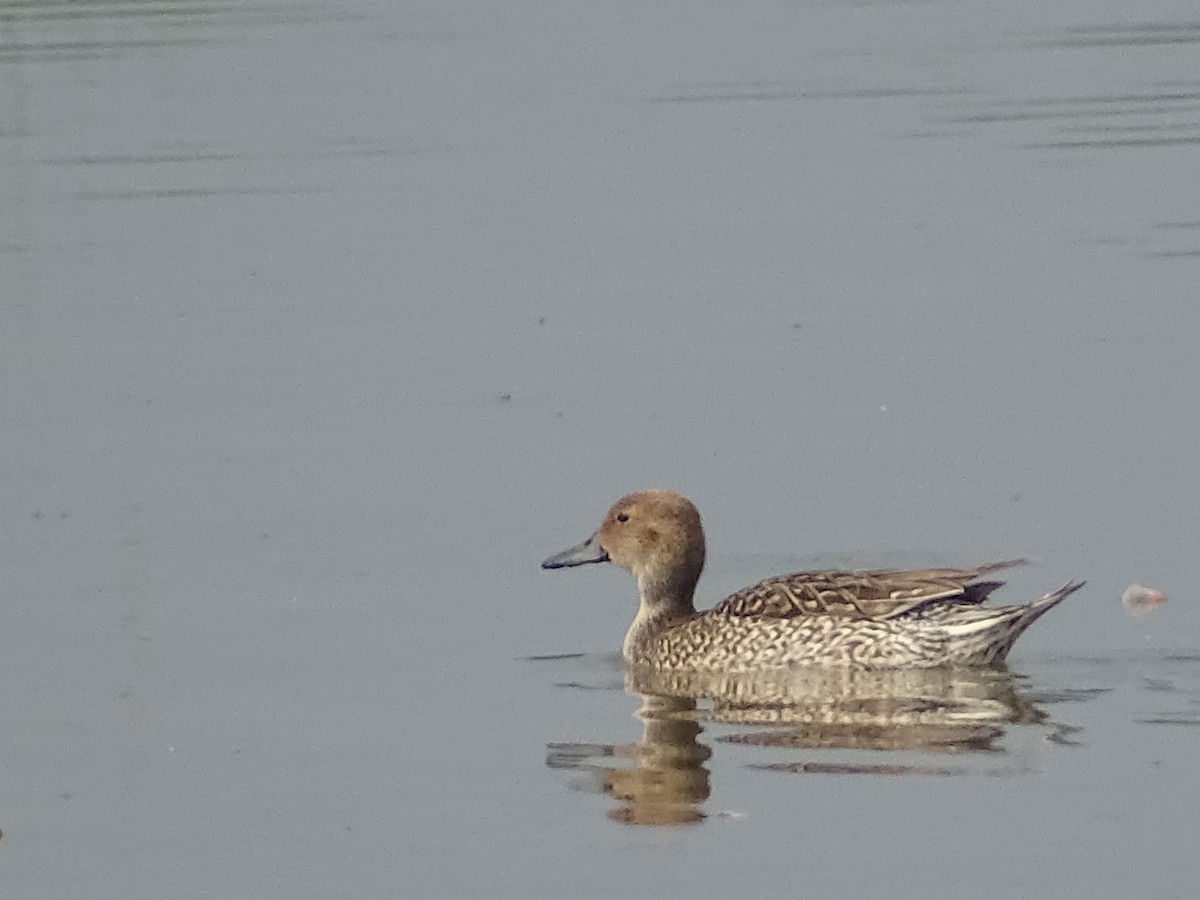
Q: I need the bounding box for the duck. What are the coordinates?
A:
[541,491,1083,671]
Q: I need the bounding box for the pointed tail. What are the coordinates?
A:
[940,580,1086,665]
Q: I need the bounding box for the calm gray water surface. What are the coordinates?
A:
[3,0,1199,896]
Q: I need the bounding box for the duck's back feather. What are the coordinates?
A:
[712,559,1027,621]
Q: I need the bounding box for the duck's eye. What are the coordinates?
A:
[616,512,629,523]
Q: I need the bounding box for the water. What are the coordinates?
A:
[2,0,1198,896]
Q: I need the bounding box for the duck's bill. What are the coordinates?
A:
[541,533,610,569]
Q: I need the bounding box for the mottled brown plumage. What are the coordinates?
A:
[714,560,1023,621]
[542,491,1083,672]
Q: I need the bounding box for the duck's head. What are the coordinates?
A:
[541,491,706,606]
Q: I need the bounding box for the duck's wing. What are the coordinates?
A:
[713,559,1028,621]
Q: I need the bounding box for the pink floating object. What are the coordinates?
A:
[1122,584,1167,617]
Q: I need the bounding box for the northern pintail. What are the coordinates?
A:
[542,491,1082,671]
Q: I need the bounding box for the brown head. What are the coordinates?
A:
[541,491,707,611]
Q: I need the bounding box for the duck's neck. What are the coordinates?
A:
[623,573,698,660]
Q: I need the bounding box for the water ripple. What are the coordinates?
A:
[932,78,1200,259]
[0,0,361,64]
[649,84,970,105]
[1030,21,1200,49]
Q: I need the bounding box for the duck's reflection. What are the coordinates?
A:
[548,693,711,825]
[547,665,1068,825]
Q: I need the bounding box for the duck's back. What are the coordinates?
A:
[712,560,1027,621]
